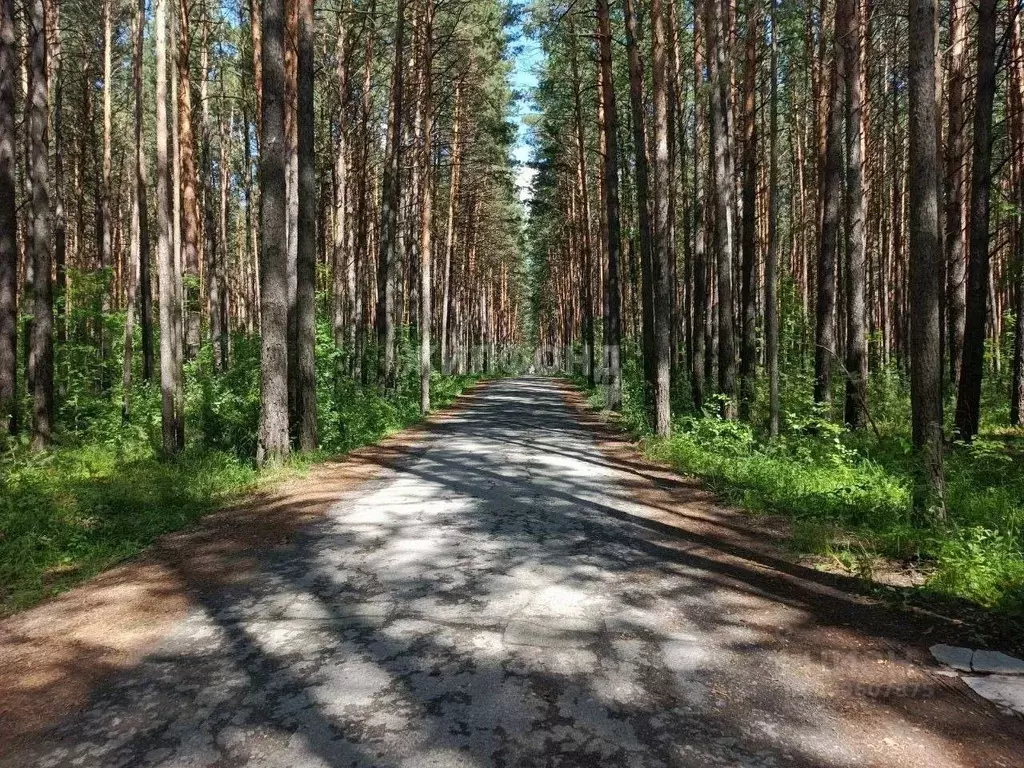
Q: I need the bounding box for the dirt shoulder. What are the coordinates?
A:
[0,381,491,755]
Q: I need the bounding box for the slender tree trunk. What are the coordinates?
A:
[954,0,998,440]
[376,0,405,391]
[650,0,672,435]
[668,2,683,384]
[418,0,433,414]
[176,0,202,361]
[691,5,707,413]
[908,0,945,516]
[155,0,184,455]
[597,0,622,411]
[815,0,844,406]
[48,0,64,346]
[125,0,151,418]
[216,101,232,370]
[99,0,113,370]
[739,0,758,420]
[170,11,182,295]
[0,0,15,437]
[1009,15,1024,425]
[202,15,221,373]
[247,109,261,331]
[285,0,299,421]
[137,0,154,382]
[945,0,967,385]
[440,81,461,375]
[597,54,610,374]
[707,0,736,416]
[332,3,349,373]
[27,0,52,451]
[567,14,595,389]
[295,0,317,450]
[257,0,290,465]
[843,0,867,428]
[766,0,780,436]
[623,0,657,422]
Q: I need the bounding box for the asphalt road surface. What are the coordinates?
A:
[6,378,1022,767]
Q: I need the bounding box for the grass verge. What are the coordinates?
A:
[573,374,1024,650]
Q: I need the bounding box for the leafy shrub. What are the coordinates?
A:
[929,527,1024,611]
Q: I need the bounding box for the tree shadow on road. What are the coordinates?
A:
[6,378,1024,767]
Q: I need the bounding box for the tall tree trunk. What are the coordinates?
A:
[418,0,433,415]
[908,0,945,516]
[202,14,220,372]
[440,80,461,375]
[0,0,15,437]
[285,0,299,421]
[954,0,997,440]
[216,97,232,370]
[815,0,844,406]
[354,0,376,383]
[244,106,260,331]
[376,0,405,391]
[649,0,672,435]
[27,0,52,451]
[257,0,290,465]
[171,12,182,294]
[766,0,780,436]
[332,3,349,373]
[1009,14,1024,425]
[691,4,707,413]
[176,0,202,360]
[739,0,758,420]
[707,0,736,416]
[48,0,64,346]
[156,0,184,454]
[99,0,113,370]
[295,0,317,450]
[623,0,657,422]
[124,0,151,418]
[137,0,154,382]
[597,0,622,411]
[155,0,184,456]
[945,0,967,385]
[568,11,596,390]
[843,0,867,428]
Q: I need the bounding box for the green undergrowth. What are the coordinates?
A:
[573,359,1024,643]
[0,324,482,616]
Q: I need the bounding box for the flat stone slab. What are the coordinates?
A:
[971,650,1024,675]
[930,644,1024,675]
[962,675,1024,716]
[930,644,974,672]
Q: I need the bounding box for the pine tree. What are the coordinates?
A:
[27,0,54,451]
[257,0,291,465]
[0,0,15,437]
[908,0,945,516]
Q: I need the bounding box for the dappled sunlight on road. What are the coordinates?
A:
[6,379,1022,768]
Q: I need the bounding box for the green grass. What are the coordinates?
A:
[0,445,266,614]
[0,332,483,616]
[573,357,1024,640]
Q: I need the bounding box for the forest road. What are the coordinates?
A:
[4,377,1023,767]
